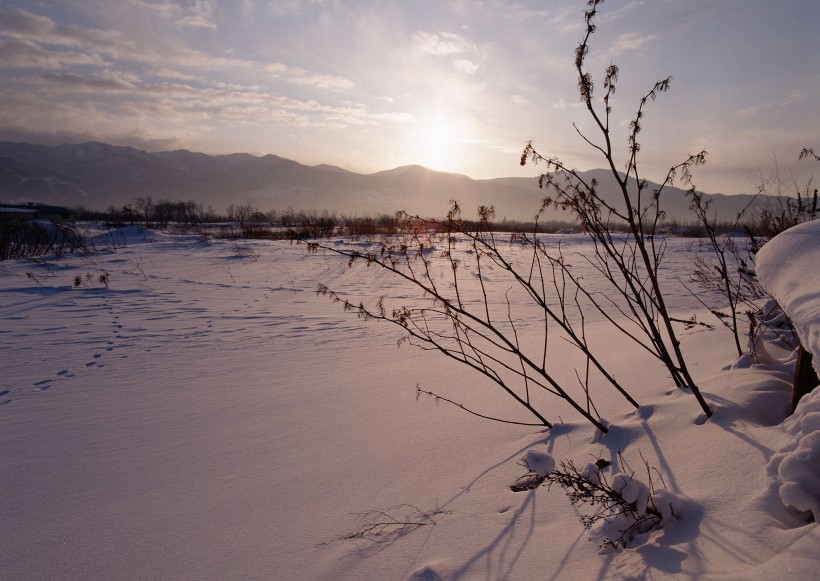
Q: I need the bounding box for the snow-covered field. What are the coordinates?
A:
[1,225,817,580]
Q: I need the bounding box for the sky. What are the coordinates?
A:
[0,0,818,196]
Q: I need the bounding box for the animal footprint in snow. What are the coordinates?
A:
[33,379,52,390]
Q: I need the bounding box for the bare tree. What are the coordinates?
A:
[226,201,257,228]
[134,196,155,228]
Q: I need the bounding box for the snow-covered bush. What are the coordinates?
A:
[516,449,686,549]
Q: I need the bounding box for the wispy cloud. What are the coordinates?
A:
[0,124,182,151]
[178,15,217,29]
[453,59,478,75]
[0,9,133,53]
[736,91,805,118]
[413,31,475,56]
[284,73,354,91]
[40,72,138,93]
[0,8,354,95]
[265,63,354,91]
[0,38,103,69]
[0,64,410,141]
[496,2,550,21]
[127,0,218,30]
[611,32,658,54]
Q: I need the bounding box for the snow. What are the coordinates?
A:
[769,392,820,518]
[523,447,555,476]
[757,220,820,523]
[0,226,817,579]
[756,219,820,378]
[611,473,650,507]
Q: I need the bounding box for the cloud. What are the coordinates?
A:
[0,8,239,75]
[551,98,583,110]
[126,0,218,30]
[150,67,199,81]
[546,6,585,33]
[0,9,129,53]
[178,15,217,29]
[0,38,103,69]
[453,59,478,75]
[265,62,354,91]
[41,72,138,93]
[2,65,407,136]
[125,0,179,20]
[783,91,805,106]
[288,74,355,91]
[0,7,354,99]
[0,8,162,65]
[0,125,101,146]
[413,31,475,56]
[736,91,806,118]
[372,112,415,123]
[498,3,550,21]
[0,124,182,151]
[611,32,658,54]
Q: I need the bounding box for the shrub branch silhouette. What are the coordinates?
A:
[314,203,641,433]
[520,0,712,417]
[344,504,435,540]
[684,189,765,356]
[754,157,817,237]
[312,0,719,428]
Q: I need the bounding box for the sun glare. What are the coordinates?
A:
[417,114,467,172]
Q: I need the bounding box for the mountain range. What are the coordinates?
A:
[0,141,761,223]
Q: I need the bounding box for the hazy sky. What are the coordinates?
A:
[1,0,817,195]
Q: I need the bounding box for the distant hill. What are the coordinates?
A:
[0,141,762,223]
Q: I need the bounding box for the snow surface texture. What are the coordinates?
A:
[757,220,820,523]
[1,227,817,579]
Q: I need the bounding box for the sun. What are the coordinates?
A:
[417,114,466,172]
[426,117,457,149]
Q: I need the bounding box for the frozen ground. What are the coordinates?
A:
[1,225,817,580]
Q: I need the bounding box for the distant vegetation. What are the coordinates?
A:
[56,185,820,239]
[2,177,816,262]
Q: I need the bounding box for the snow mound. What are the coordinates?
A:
[757,221,820,522]
[87,226,157,247]
[588,471,689,549]
[612,473,651,513]
[767,387,820,521]
[756,220,820,378]
[523,447,555,476]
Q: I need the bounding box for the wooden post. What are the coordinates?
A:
[792,344,820,413]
